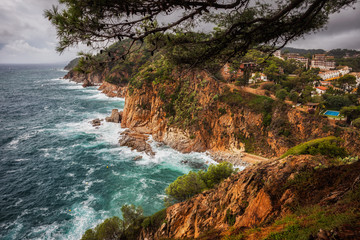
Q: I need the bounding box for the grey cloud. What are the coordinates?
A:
[290,2,360,50]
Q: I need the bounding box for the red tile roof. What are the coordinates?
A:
[316,86,328,91]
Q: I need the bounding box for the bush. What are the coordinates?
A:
[165,171,207,202]
[247,95,274,113]
[219,108,227,116]
[263,113,272,127]
[289,91,299,103]
[81,205,144,240]
[281,136,347,158]
[165,162,236,202]
[337,156,359,165]
[141,208,167,230]
[352,117,360,128]
[219,90,243,106]
[275,89,289,101]
[81,217,124,240]
[200,162,235,188]
[261,83,273,91]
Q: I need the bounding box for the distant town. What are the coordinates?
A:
[219,47,360,121]
[274,50,359,95]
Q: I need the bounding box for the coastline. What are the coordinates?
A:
[65,74,258,167]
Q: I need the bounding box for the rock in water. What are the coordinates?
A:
[82,79,93,88]
[90,118,102,127]
[119,130,155,156]
[133,156,143,161]
[105,109,122,123]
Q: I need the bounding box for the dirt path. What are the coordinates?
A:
[209,150,270,166]
[241,153,270,164]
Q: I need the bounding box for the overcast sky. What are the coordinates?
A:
[0,0,359,64]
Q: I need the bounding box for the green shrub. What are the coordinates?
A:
[247,95,274,113]
[353,117,360,128]
[165,171,207,202]
[275,89,289,101]
[219,91,243,106]
[95,217,124,240]
[200,162,236,188]
[225,209,236,226]
[281,136,346,158]
[337,156,359,165]
[219,107,227,116]
[81,216,124,240]
[141,208,167,230]
[165,162,236,202]
[263,113,272,127]
[81,205,144,240]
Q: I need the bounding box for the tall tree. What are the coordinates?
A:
[45,0,357,65]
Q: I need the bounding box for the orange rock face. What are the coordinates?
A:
[139,156,360,239]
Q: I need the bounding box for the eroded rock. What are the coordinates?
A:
[90,118,103,127]
[82,79,93,87]
[119,130,155,156]
[106,109,122,123]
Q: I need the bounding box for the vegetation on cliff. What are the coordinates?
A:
[81,204,166,240]
[165,162,236,202]
[280,136,347,158]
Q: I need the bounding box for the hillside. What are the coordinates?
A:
[140,155,360,239]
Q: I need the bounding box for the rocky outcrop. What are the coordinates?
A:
[119,129,155,156]
[82,79,93,87]
[90,118,103,127]
[64,70,104,85]
[98,81,127,98]
[140,156,360,239]
[105,109,122,123]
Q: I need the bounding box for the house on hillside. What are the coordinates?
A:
[249,72,267,84]
[315,86,328,95]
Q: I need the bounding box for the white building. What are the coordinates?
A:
[315,86,328,95]
[250,72,267,83]
[318,66,352,81]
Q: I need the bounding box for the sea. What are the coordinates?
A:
[0,64,214,239]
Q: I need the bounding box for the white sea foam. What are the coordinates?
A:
[14,198,23,207]
[14,158,29,162]
[64,195,108,240]
[7,139,19,149]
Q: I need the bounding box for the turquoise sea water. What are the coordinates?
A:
[0,64,213,239]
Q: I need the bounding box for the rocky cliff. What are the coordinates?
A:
[121,64,360,158]
[139,155,360,239]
